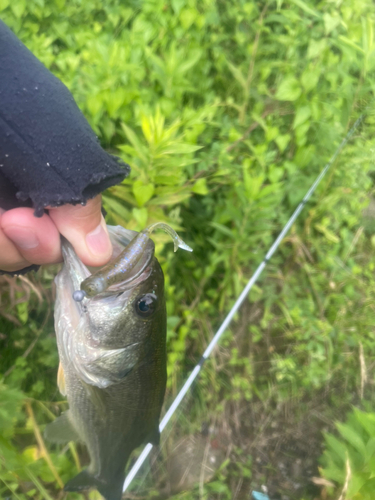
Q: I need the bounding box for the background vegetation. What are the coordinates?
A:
[1,0,375,499]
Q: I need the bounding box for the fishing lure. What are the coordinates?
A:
[73,222,192,301]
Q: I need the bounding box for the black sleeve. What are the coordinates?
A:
[0,20,130,217]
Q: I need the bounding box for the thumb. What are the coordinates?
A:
[49,195,112,267]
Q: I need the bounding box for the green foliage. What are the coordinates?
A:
[0,0,375,498]
[321,408,375,499]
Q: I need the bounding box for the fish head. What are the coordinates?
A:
[55,226,166,390]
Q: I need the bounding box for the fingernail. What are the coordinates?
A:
[86,220,111,256]
[4,226,39,249]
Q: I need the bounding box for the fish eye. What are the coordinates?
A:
[135,293,158,317]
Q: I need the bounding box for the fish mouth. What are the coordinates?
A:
[60,226,155,299]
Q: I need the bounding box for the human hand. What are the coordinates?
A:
[0,196,112,272]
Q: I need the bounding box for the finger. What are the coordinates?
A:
[1,208,62,265]
[0,212,32,272]
[48,196,112,267]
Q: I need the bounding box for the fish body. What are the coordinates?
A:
[47,226,167,500]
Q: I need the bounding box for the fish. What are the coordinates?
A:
[45,224,191,500]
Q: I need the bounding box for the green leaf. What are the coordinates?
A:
[336,422,367,457]
[106,87,127,116]
[289,0,321,18]
[346,472,369,498]
[353,409,375,438]
[192,178,208,195]
[337,35,365,54]
[132,207,148,227]
[307,39,327,59]
[293,106,311,129]
[210,222,235,239]
[314,223,340,243]
[226,59,247,91]
[301,69,320,92]
[178,49,202,74]
[244,173,265,200]
[366,438,375,458]
[179,8,197,30]
[323,13,341,35]
[0,0,10,11]
[362,15,374,56]
[275,134,291,152]
[148,190,191,206]
[103,196,132,219]
[160,143,202,155]
[0,382,24,436]
[16,300,28,324]
[86,93,103,117]
[133,181,155,207]
[121,123,149,165]
[10,0,25,17]
[25,468,55,500]
[275,76,301,101]
[323,433,347,464]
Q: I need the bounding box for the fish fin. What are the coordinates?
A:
[57,362,66,396]
[75,345,141,390]
[81,381,107,417]
[64,469,98,492]
[44,411,79,444]
[149,426,161,446]
[65,469,124,500]
[97,478,124,500]
[87,344,140,387]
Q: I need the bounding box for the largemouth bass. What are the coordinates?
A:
[46,224,190,500]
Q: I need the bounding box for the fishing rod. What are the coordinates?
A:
[123,110,367,493]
